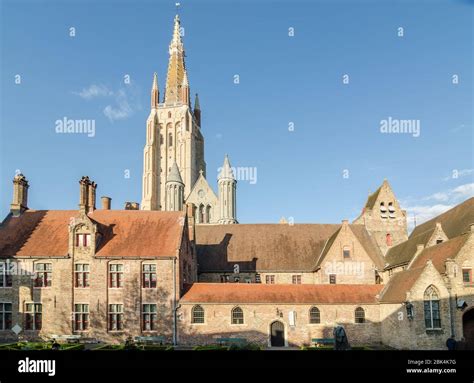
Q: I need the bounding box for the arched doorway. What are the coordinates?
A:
[463,308,474,349]
[270,321,285,347]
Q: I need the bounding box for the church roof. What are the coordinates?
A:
[167,161,183,184]
[195,224,341,272]
[181,283,383,304]
[0,210,185,258]
[164,15,187,104]
[408,233,470,274]
[410,197,474,240]
[385,197,474,269]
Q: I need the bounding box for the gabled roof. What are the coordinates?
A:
[181,283,383,304]
[0,210,185,257]
[315,224,385,269]
[379,267,425,303]
[365,185,383,209]
[195,224,340,272]
[410,197,474,240]
[409,233,470,274]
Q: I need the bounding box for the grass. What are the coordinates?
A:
[301,345,372,350]
[93,344,174,351]
[194,343,262,351]
[0,342,85,351]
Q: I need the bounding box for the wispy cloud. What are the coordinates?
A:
[442,168,473,181]
[73,84,113,99]
[103,89,133,122]
[73,84,141,122]
[404,182,474,231]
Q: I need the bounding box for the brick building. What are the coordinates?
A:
[0,14,473,350]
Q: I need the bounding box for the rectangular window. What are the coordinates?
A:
[0,303,12,330]
[142,264,157,288]
[108,304,124,331]
[0,262,13,288]
[343,248,351,258]
[34,263,52,287]
[424,300,441,329]
[142,304,157,331]
[73,304,89,332]
[463,269,472,284]
[75,233,91,247]
[265,275,275,284]
[329,274,336,284]
[109,264,123,288]
[74,264,90,288]
[292,275,301,284]
[25,303,42,330]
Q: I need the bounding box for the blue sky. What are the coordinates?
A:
[1,0,473,228]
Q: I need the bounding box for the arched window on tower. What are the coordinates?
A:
[198,205,204,224]
[424,286,441,329]
[380,202,387,219]
[168,132,173,147]
[388,202,396,218]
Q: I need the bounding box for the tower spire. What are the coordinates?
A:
[165,14,186,104]
[151,72,159,109]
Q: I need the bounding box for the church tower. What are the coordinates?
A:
[353,179,408,255]
[166,161,184,211]
[218,155,237,224]
[141,73,161,210]
[141,14,206,211]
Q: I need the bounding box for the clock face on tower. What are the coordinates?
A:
[198,189,204,198]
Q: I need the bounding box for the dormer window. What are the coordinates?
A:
[343,246,351,258]
[75,233,91,247]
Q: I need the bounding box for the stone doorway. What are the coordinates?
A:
[270,321,285,347]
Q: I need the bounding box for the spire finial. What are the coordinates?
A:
[152,72,158,89]
[175,2,181,16]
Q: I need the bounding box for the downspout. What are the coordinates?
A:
[172,257,177,346]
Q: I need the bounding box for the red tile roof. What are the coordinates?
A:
[0,210,185,257]
[180,283,383,304]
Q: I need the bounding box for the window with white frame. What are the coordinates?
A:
[25,303,42,330]
[34,263,52,287]
[108,304,124,331]
[142,304,157,331]
[74,304,89,331]
[74,264,90,288]
[0,262,13,288]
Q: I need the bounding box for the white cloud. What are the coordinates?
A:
[73,84,140,122]
[405,182,474,232]
[73,84,113,99]
[103,89,133,122]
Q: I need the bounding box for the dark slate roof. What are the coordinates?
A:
[410,197,474,240]
[195,224,340,272]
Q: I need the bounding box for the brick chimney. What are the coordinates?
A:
[78,176,97,214]
[10,173,29,216]
[101,196,111,210]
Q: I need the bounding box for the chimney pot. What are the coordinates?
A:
[101,196,112,210]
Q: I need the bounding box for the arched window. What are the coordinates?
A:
[386,233,392,247]
[380,202,387,219]
[191,305,204,324]
[198,204,204,224]
[355,307,365,323]
[231,307,244,324]
[309,307,320,324]
[168,132,173,147]
[424,286,441,329]
[206,205,211,223]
